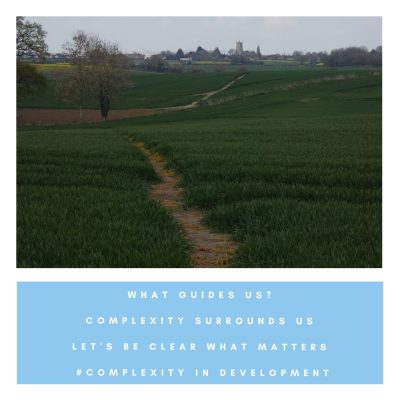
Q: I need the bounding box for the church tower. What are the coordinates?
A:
[236,41,243,55]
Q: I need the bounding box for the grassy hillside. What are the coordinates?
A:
[17,65,240,109]
[126,71,382,267]
[17,68,381,268]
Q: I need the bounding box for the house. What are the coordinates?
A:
[179,57,192,64]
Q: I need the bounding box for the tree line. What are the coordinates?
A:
[292,46,382,67]
[144,45,382,67]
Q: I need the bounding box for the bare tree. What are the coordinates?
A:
[61,32,131,120]
[58,32,98,120]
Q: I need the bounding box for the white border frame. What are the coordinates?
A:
[3,2,398,399]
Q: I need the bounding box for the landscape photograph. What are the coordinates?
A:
[16,16,382,268]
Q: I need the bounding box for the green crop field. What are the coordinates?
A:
[17,64,241,109]
[17,68,381,268]
[17,129,191,267]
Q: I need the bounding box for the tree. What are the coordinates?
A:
[211,47,222,59]
[176,48,184,59]
[142,55,168,72]
[17,16,48,58]
[58,32,97,120]
[256,45,262,59]
[292,50,307,64]
[369,47,382,67]
[61,32,131,120]
[17,61,46,99]
[16,17,48,100]
[160,50,175,60]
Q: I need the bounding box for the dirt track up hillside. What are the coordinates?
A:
[158,73,246,112]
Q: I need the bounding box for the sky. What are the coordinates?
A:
[26,16,382,55]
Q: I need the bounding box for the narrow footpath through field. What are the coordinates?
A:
[158,73,246,112]
[134,142,237,267]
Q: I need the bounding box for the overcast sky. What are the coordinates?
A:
[26,16,382,55]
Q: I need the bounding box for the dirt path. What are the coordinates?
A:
[158,73,246,112]
[17,74,246,125]
[134,142,237,267]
